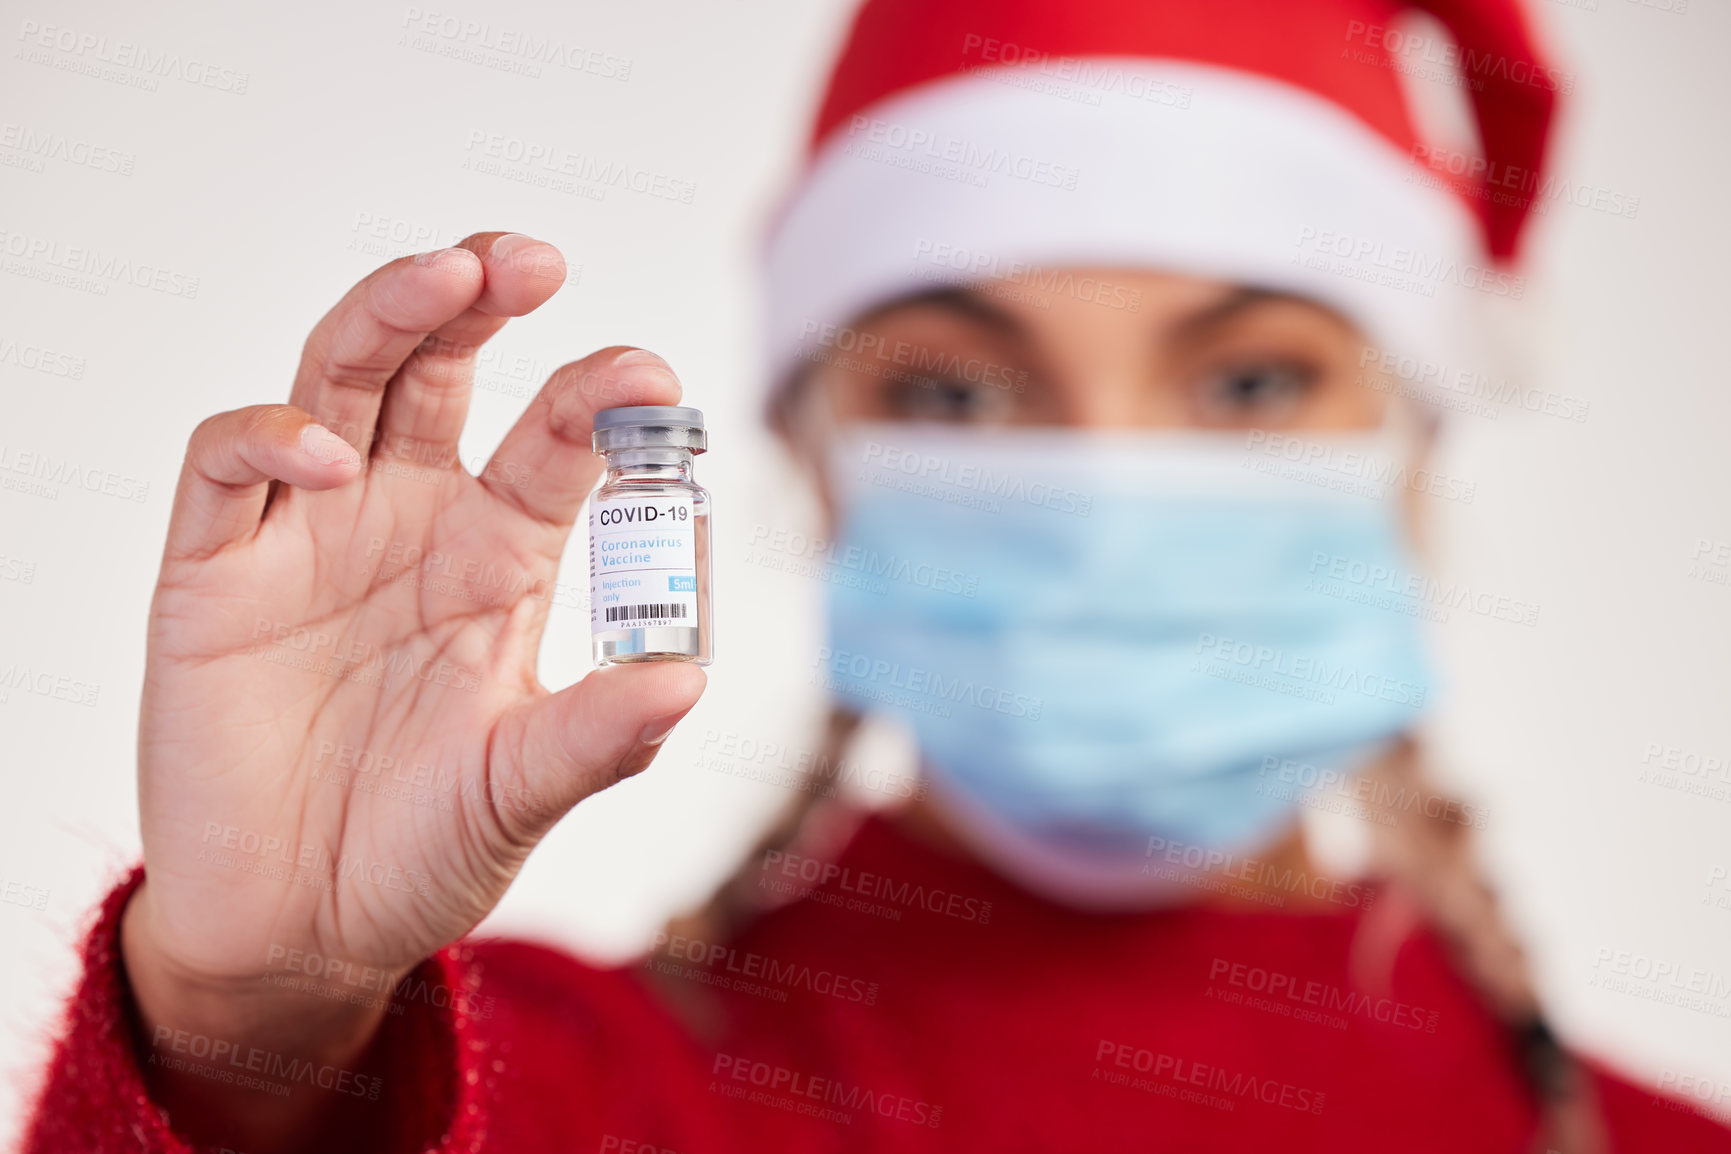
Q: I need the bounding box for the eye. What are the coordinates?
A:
[887,375,1014,423]
[1192,360,1316,424]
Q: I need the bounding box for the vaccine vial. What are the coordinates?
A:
[588,405,713,666]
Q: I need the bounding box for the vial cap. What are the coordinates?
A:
[594,405,704,431]
[592,405,707,455]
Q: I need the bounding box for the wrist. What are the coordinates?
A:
[121,879,403,1084]
[120,879,413,1152]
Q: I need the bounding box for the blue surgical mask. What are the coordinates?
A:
[819,421,1436,908]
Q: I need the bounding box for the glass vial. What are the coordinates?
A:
[589,405,713,667]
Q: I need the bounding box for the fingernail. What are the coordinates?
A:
[491,233,564,280]
[637,711,689,747]
[614,348,672,372]
[412,246,475,271]
[614,709,693,782]
[300,424,362,467]
[490,232,536,258]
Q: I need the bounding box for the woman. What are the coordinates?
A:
[25,0,1730,1151]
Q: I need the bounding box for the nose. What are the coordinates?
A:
[1043,356,1188,430]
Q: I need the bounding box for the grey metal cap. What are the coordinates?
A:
[592,405,707,454]
[594,405,704,430]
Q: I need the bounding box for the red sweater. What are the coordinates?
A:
[24,814,1731,1152]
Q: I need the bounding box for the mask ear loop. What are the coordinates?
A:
[776,360,845,461]
[770,356,849,505]
[1378,392,1444,473]
[1375,394,1447,572]
[776,359,880,585]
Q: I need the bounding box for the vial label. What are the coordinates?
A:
[589,494,698,634]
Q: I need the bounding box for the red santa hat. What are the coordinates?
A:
[763,0,1558,392]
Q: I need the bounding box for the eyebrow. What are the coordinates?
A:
[858,286,1027,338]
[860,283,1350,356]
[1167,287,1351,342]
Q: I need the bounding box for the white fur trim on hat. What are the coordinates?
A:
[765,59,1500,392]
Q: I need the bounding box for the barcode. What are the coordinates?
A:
[606,603,689,623]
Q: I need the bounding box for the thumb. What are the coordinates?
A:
[486,661,706,842]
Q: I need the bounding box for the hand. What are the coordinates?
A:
[122,233,705,1149]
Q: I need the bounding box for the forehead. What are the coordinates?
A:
[859,268,1362,344]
